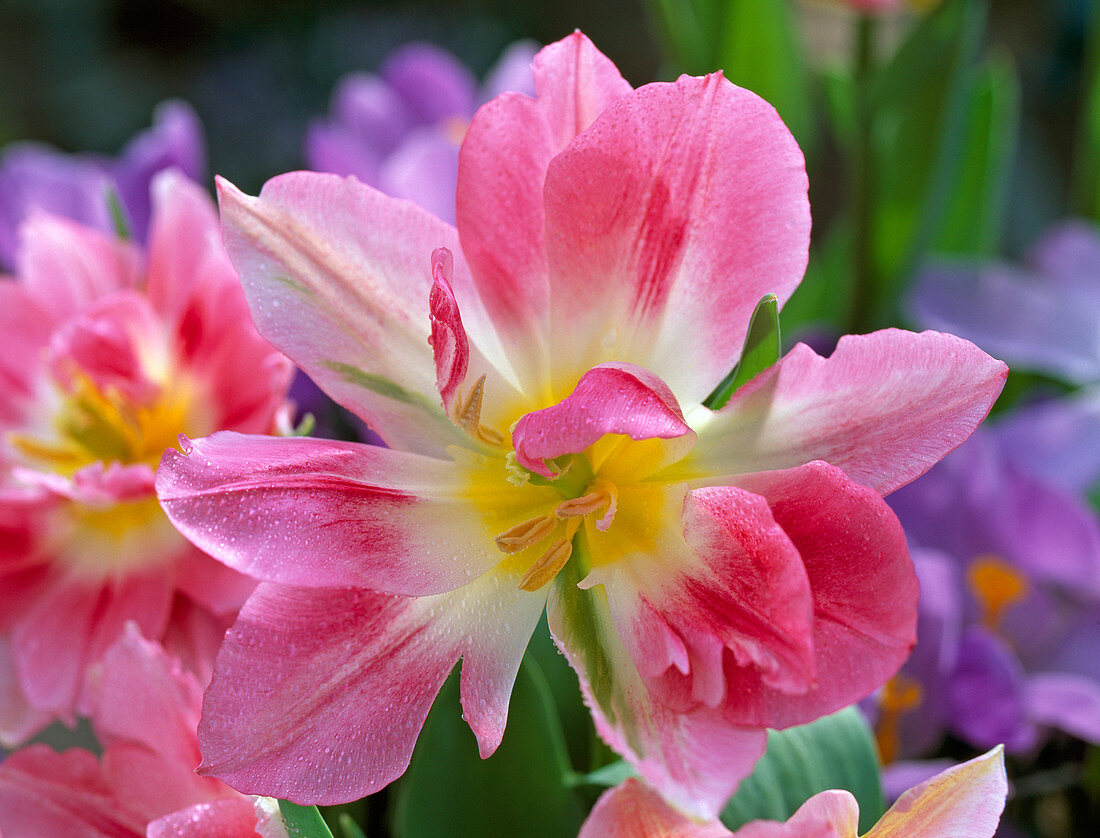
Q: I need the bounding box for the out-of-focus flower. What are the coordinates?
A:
[0,627,288,838]
[0,101,205,271]
[578,747,1007,837]
[913,219,1100,387]
[870,426,1100,764]
[0,170,292,742]
[305,40,537,223]
[157,32,1004,818]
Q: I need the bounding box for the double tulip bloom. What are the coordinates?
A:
[157,33,1006,817]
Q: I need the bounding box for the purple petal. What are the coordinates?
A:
[1027,218,1100,301]
[112,100,207,242]
[378,128,461,224]
[0,144,113,269]
[910,260,1100,384]
[992,389,1100,496]
[480,40,539,103]
[947,628,1035,752]
[382,42,476,126]
[1025,672,1100,743]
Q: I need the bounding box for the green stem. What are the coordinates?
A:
[850,14,877,335]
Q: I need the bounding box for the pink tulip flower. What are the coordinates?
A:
[579,747,1007,837]
[156,32,1006,818]
[0,627,287,838]
[0,170,293,742]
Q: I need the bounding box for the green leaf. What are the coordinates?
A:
[391,652,584,838]
[867,0,988,324]
[703,294,781,410]
[525,613,595,772]
[278,800,335,838]
[338,813,367,838]
[570,759,635,789]
[933,52,1019,255]
[720,707,884,834]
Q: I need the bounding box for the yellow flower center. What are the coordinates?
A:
[453,377,676,594]
[8,366,211,476]
[966,554,1028,632]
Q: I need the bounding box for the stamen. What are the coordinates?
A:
[967,554,1028,631]
[453,374,504,447]
[494,514,556,553]
[874,673,923,765]
[554,478,618,531]
[518,537,574,592]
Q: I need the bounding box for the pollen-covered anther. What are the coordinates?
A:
[555,478,618,531]
[494,514,557,554]
[517,517,582,592]
[453,374,504,447]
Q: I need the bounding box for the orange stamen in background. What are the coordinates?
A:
[967,554,1028,631]
[875,673,924,765]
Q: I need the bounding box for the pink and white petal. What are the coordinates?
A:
[428,247,470,412]
[542,73,809,404]
[585,484,816,711]
[733,789,857,838]
[144,170,224,322]
[866,747,1007,838]
[579,778,734,838]
[174,547,256,617]
[85,626,202,766]
[722,462,916,729]
[10,573,104,715]
[216,174,515,454]
[512,363,694,478]
[0,745,145,838]
[456,32,633,390]
[198,573,545,804]
[17,213,142,321]
[148,798,261,838]
[0,638,51,747]
[682,331,1008,496]
[157,432,558,595]
[101,744,225,824]
[0,283,53,421]
[549,577,768,820]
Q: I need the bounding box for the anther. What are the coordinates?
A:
[518,538,574,592]
[454,374,504,447]
[494,514,557,553]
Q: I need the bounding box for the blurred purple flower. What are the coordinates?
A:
[0,101,205,271]
[305,40,538,223]
[911,219,1100,385]
[870,426,1100,764]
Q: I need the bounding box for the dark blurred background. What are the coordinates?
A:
[0,0,1090,255]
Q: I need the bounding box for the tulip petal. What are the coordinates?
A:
[147,798,261,838]
[542,73,810,404]
[723,462,917,728]
[198,573,545,804]
[579,778,734,838]
[512,363,694,478]
[157,432,559,596]
[216,173,516,454]
[0,745,145,838]
[584,484,816,711]
[16,213,142,321]
[456,32,632,389]
[866,747,1007,838]
[682,330,1007,495]
[549,570,767,820]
